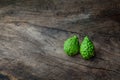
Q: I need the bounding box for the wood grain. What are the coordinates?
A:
[0,0,119,80]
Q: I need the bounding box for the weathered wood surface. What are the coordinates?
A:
[0,0,120,80]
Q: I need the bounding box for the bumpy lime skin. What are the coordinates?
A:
[64,35,79,56]
[80,36,94,60]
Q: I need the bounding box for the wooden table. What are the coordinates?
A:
[0,0,119,80]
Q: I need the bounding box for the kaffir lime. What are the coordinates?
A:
[64,35,79,56]
[80,36,94,59]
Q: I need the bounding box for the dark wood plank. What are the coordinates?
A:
[0,0,119,80]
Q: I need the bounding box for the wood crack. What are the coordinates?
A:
[4,21,81,35]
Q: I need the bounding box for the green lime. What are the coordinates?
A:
[64,35,79,56]
[80,36,94,59]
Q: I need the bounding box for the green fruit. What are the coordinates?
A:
[80,36,94,59]
[64,35,79,56]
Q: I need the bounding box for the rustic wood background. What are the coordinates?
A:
[0,0,120,80]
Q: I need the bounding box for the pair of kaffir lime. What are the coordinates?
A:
[64,35,94,60]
